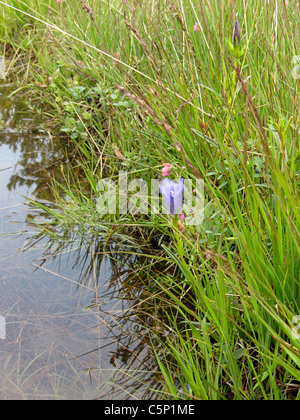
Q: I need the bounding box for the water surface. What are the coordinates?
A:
[0,83,156,400]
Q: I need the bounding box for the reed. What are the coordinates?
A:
[1,0,299,399]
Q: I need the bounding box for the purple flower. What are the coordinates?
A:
[160,178,184,216]
[233,20,241,46]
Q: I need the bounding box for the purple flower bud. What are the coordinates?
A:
[233,20,241,46]
[160,178,184,216]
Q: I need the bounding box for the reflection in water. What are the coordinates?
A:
[0,83,160,399]
[0,83,71,200]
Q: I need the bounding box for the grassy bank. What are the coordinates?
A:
[1,0,300,399]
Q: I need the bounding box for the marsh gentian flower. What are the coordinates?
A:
[233,20,241,46]
[160,178,184,216]
[162,163,172,177]
[193,22,200,32]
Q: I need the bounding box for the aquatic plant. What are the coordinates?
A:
[1,0,299,401]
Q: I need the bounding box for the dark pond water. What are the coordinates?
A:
[0,83,157,400]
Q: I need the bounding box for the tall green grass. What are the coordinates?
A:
[1,0,299,399]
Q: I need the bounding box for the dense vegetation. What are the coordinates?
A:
[1,0,299,399]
